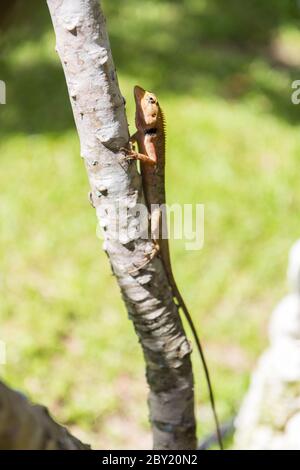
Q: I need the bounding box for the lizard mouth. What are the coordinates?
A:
[144,127,157,136]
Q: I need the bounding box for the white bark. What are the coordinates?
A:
[47,0,196,449]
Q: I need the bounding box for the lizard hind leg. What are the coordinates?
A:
[129,242,160,275]
[129,205,162,275]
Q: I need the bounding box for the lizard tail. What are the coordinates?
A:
[159,242,223,450]
[172,283,223,450]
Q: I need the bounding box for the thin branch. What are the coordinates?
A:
[47,0,197,449]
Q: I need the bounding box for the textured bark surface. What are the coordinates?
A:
[0,381,89,450]
[47,0,196,450]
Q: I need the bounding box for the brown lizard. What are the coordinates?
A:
[123,85,223,450]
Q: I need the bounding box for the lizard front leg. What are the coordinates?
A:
[121,134,157,166]
[121,148,157,165]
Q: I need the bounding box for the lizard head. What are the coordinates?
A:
[134,85,160,131]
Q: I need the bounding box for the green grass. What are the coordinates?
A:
[1,0,300,449]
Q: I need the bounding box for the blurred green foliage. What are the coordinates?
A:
[1,0,300,449]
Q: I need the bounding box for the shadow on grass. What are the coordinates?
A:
[0,0,74,136]
[0,60,73,136]
[1,0,300,137]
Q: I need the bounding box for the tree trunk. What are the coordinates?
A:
[47,0,196,450]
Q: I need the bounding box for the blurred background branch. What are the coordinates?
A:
[0,1,18,30]
[0,380,89,450]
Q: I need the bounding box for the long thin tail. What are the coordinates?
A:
[198,418,234,450]
[174,284,223,450]
[158,238,223,449]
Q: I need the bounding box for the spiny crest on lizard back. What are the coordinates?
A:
[134,85,164,132]
[160,108,166,138]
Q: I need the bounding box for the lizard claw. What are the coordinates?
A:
[129,243,160,275]
[119,147,137,162]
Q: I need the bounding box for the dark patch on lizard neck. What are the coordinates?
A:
[144,127,157,136]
